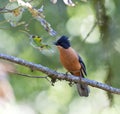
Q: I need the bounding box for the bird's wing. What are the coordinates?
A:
[78,55,87,77]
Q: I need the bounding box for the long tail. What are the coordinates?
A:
[76,83,89,97]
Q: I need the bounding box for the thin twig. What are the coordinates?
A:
[18,30,31,36]
[10,71,47,78]
[10,71,53,85]
[83,22,97,42]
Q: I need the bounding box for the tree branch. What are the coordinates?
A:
[0,53,120,95]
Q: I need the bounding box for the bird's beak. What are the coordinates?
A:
[53,41,58,45]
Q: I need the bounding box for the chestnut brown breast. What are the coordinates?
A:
[57,46,81,76]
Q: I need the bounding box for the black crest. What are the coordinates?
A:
[54,36,71,49]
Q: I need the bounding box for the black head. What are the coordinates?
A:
[54,36,71,49]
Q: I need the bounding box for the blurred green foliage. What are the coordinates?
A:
[0,0,120,114]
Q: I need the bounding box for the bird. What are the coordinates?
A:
[54,36,89,97]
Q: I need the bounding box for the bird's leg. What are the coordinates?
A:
[65,71,74,86]
[65,71,70,76]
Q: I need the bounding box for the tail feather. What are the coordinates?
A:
[76,83,89,97]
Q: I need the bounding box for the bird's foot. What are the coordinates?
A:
[65,71,71,76]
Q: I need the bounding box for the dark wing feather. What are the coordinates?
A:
[78,55,87,76]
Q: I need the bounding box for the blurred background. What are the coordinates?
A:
[0,0,120,114]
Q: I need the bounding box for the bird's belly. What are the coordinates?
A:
[60,53,81,75]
